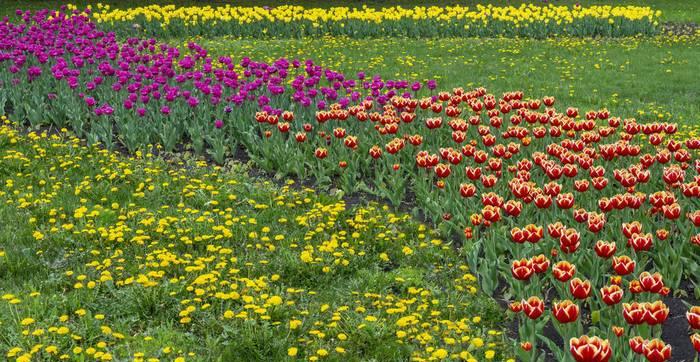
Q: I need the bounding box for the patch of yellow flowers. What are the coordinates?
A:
[67,2,660,38]
[0,115,509,361]
[83,3,659,26]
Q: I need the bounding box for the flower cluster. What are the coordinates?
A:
[242,63,696,362]
[0,8,436,163]
[81,3,660,38]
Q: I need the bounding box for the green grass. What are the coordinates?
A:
[2,0,699,23]
[0,119,508,361]
[191,34,700,125]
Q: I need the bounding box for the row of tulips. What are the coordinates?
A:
[0,9,438,164]
[2,9,700,360]
[78,3,660,38]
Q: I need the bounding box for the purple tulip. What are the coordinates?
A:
[0,8,444,144]
[85,97,96,107]
[427,79,437,90]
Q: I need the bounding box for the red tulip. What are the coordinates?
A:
[503,200,523,217]
[662,165,684,185]
[612,326,624,337]
[629,280,643,294]
[446,150,462,165]
[407,134,422,146]
[452,130,466,143]
[434,163,451,178]
[644,301,669,325]
[534,194,552,209]
[587,212,606,233]
[522,296,545,319]
[689,210,700,226]
[525,224,544,243]
[425,117,442,129]
[463,226,473,239]
[521,341,532,352]
[573,208,589,223]
[569,335,611,362]
[559,228,581,254]
[594,240,616,258]
[511,259,534,281]
[629,336,645,354]
[623,303,645,325]
[459,183,476,198]
[481,192,504,207]
[569,278,591,299]
[638,272,664,293]
[548,222,564,238]
[482,205,501,223]
[692,234,700,247]
[314,147,328,159]
[600,285,623,305]
[552,300,579,324]
[400,111,415,123]
[612,256,635,276]
[592,177,608,190]
[474,150,488,163]
[687,306,700,329]
[628,233,653,252]
[556,193,575,209]
[553,261,576,282]
[333,127,346,138]
[277,122,290,132]
[643,339,671,362]
[574,179,590,192]
[481,174,498,188]
[343,136,358,149]
[661,203,681,220]
[369,145,382,159]
[544,181,562,197]
[531,254,550,273]
[510,227,527,244]
[589,165,605,177]
[465,166,482,180]
[691,334,700,353]
[385,139,404,154]
[656,229,669,240]
[621,221,643,238]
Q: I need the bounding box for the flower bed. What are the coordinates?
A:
[80,3,660,38]
[2,8,700,362]
[0,117,507,361]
